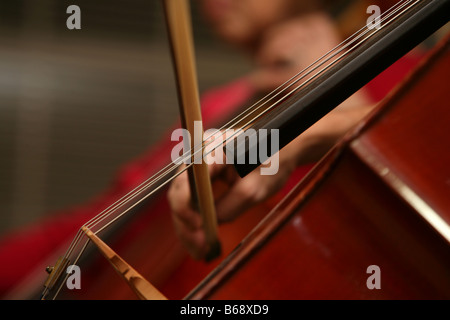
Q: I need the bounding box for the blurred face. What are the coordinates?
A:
[200,0,310,49]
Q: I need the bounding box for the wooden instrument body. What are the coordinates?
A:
[55,36,450,300]
[187,38,450,299]
[57,180,278,299]
[5,0,444,300]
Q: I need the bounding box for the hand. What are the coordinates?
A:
[167,151,296,259]
[248,13,341,93]
[168,11,375,259]
[167,101,374,259]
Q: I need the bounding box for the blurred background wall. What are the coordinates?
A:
[0,0,251,235]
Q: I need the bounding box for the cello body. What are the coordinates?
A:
[186,36,450,299]
[5,1,449,301]
[59,34,450,300]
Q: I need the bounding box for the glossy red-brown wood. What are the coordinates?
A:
[57,186,280,299]
[186,36,450,299]
[56,35,450,301]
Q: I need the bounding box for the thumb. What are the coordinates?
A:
[215,176,262,223]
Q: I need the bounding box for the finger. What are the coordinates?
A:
[172,213,207,260]
[215,176,263,223]
[208,161,227,179]
[210,164,242,203]
[168,171,203,230]
[211,163,238,184]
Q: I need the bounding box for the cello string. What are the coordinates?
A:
[59,0,414,268]
[83,0,412,233]
[50,0,415,299]
[84,0,415,234]
[63,1,417,281]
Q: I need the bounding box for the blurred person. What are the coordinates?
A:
[0,0,421,296]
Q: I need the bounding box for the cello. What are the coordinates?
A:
[187,35,450,299]
[5,0,450,299]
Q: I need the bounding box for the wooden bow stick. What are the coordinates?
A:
[163,0,221,260]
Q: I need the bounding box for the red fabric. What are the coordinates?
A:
[0,54,421,296]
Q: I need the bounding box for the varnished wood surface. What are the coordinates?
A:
[59,35,450,301]
[186,36,450,300]
[57,190,278,299]
[30,6,450,301]
[353,50,450,227]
